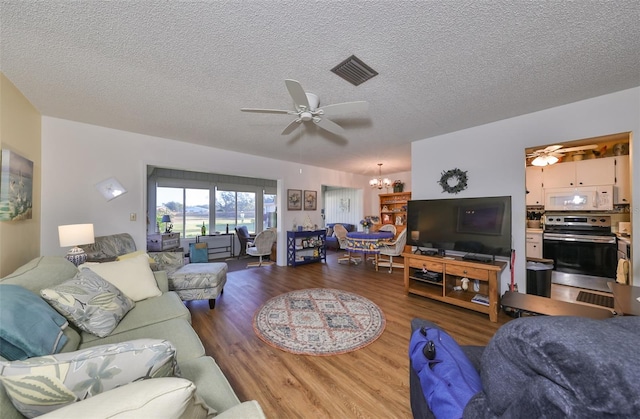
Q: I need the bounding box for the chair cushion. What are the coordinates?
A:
[169,263,227,290]
[79,318,205,364]
[38,378,216,419]
[79,233,137,262]
[189,243,209,263]
[41,270,135,338]
[79,254,162,302]
[0,339,179,418]
[79,293,190,344]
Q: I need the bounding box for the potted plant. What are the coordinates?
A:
[527,211,542,229]
[360,217,373,233]
[393,180,404,193]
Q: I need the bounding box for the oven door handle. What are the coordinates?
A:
[543,233,616,244]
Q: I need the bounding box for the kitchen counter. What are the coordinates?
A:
[617,234,631,245]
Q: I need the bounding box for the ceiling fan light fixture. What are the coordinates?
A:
[370,163,391,189]
[531,155,559,167]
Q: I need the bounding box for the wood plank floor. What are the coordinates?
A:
[188,252,512,418]
[187,252,611,418]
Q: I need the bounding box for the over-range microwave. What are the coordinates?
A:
[544,185,613,211]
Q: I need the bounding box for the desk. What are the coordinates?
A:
[608,282,640,316]
[501,291,614,320]
[195,233,235,260]
[345,231,394,265]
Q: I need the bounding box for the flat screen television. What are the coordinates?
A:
[407,196,512,258]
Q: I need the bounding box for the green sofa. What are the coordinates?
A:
[0,255,265,418]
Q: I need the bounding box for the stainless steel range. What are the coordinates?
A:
[543,214,617,279]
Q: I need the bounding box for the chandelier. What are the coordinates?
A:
[369,163,392,189]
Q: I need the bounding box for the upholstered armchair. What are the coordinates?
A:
[235,226,255,257]
[246,229,276,267]
[377,228,407,272]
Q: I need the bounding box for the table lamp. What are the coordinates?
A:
[58,223,95,266]
[161,215,172,233]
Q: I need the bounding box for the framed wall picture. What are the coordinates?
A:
[339,198,350,212]
[287,189,302,210]
[304,190,317,211]
[0,149,34,221]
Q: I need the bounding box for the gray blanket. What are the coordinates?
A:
[464,316,640,418]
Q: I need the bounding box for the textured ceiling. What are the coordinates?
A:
[1,1,639,177]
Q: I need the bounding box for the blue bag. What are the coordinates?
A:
[409,327,482,419]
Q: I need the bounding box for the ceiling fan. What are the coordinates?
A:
[527,144,598,166]
[241,79,368,137]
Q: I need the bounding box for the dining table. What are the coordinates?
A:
[345,230,395,266]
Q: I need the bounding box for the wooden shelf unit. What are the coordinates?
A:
[287,230,327,267]
[403,252,506,322]
[379,192,411,226]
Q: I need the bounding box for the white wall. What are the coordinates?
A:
[412,87,639,292]
[40,117,374,265]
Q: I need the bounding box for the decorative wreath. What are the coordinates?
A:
[438,168,468,194]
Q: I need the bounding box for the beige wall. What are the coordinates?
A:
[0,73,41,276]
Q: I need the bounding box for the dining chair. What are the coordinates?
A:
[246,229,276,267]
[235,226,255,258]
[367,224,397,263]
[334,224,361,264]
[378,224,397,235]
[377,228,407,272]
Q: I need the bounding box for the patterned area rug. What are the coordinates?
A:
[253,288,386,356]
[576,291,615,308]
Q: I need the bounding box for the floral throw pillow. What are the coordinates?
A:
[0,339,179,418]
[41,269,135,337]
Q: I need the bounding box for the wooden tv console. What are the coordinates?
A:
[403,252,507,322]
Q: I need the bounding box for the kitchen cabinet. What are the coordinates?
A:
[525,166,544,206]
[525,230,543,259]
[543,157,615,188]
[614,156,631,204]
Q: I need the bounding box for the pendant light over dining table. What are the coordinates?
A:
[370,163,392,189]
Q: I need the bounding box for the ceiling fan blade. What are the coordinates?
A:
[281,119,301,135]
[241,108,291,114]
[537,145,563,153]
[319,101,369,117]
[556,144,598,153]
[285,79,310,110]
[314,117,345,136]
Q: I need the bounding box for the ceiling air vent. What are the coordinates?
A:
[331,55,378,86]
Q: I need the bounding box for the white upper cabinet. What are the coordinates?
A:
[525,166,544,206]
[614,156,631,204]
[543,161,577,188]
[543,157,616,189]
[575,158,616,186]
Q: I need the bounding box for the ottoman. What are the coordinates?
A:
[169,262,227,309]
[150,252,227,309]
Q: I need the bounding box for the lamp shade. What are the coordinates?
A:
[161,215,171,223]
[58,224,95,247]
